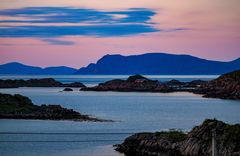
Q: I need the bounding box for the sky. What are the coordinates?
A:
[0,0,239,68]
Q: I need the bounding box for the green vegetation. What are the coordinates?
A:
[155,129,187,143]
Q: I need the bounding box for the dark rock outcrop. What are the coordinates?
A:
[62,82,85,88]
[0,93,109,122]
[188,80,207,86]
[81,74,173,92]
[81,70,240,100]
[81,75,205,93]
[0,78,86,88]
[115,119,240,156]
[194,70,240,99]
[166,79,185,86]
[63,88,73,91]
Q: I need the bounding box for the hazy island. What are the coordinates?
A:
[115,119,240,156]
[0,93,109,122]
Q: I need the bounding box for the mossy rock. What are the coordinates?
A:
[155,129,187,143]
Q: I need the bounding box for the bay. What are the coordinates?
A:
[0,75,239,156]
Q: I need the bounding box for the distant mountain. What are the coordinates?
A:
[0,62,77,75]
[1,53,240,75]
[42,66,77,75]
[76,53,240,75]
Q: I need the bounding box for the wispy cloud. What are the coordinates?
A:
[41,38,75,45]
[0,7,187,45]
[0,24,158,37]
[0,7,155,24]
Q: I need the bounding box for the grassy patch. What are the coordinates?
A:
[155,129,187,142]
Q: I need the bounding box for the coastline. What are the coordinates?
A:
[0,84,239,156]
[81,71,240,100]
[115,119,240,156]
[0,93,111,122]
[1,70,239,100]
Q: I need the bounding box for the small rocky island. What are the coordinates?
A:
[81,74,206,92]
[81,70,240,100]
[0,78,85,88]
[115,119,240,156]
[0,93,108,122]
[1,70,239,100]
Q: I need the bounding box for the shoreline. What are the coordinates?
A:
[114,119,240,156]
[1,70,239,100]
[0,93,112,122]
[81,71,240,100]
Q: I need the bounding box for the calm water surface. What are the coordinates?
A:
[0,75,239,156]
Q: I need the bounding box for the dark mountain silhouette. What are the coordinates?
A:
[76,53,240,75]
[42,66,77,75]
[1,53,239,75]
[0,62,77,75]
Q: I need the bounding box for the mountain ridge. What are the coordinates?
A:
[76,53,240,75]
[0,62,77,75]
[0,53,239,75]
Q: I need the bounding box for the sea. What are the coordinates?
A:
[0,75,240,156]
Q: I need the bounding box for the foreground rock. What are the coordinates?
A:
[0,78,86,88]
[194,70,240,99]
[0,93,109,122]
[115,119,240,156]
[81,74,204,92]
